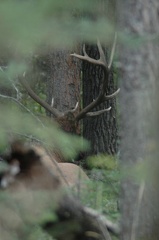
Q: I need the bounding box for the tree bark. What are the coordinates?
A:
[117,1,159,239]
[46,46,81,115]
[82,0,118,155]
[83,45,118,155]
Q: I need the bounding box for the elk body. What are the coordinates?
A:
[32,144,90,190]
[0,141,113,240]
[1,141,89,192]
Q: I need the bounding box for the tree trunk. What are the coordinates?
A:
[117,1,159,239]
[83,46,118,155]
[82,0,118,155]
[46,46,81,115]
[41,46,82,136]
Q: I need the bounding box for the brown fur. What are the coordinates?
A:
[1,142,89,192]
[32,145,90,190]
[0,142,97,240]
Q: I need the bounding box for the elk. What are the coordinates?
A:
[16,39,120,187]
[0,39,120,240]
[0,141,119,240]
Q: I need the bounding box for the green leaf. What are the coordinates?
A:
[86,154,117,170]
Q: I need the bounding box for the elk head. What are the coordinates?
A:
[19,36,120,134]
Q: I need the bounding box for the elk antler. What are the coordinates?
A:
[19,75,63,118]
[19,34,119,128]
[71,33,120,121]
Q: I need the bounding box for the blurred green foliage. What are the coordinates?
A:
[0,0,113,60]
[0,106,89,158]
[0,1,119,240]
[0,190,59,240]
[80,155,120,224]
[86,154,118,170]
[0,0,113,155]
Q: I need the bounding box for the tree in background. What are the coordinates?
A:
[46,47,81,116]
[36,0,119,157]
[0,1,107,147]
[0,2,120,240]
[118,0,159,239]
[27,46,82,134]
[82,0,118,155]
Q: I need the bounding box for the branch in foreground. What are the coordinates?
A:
[0,141,120,240]
[43,195,114,240]
[0,94,45,128]
[84,207,120,237]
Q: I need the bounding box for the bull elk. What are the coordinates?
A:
[0,38,120,240]
[3,37,119,192]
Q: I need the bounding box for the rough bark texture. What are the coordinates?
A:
[82,0,118,155]
[118,1,159,239]
[46,46,81,115]
[83,45,118,155]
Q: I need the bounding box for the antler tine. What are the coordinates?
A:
[83,44,89,57]
[86,107,111,117]
[104,88,120,100]
[97,39,107,66]
[65,102,79,114]
[71,51,99,66]
[51,97,54,107]
[70,41,106,67]
[71,102,79,113]
[108,32,117,70]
